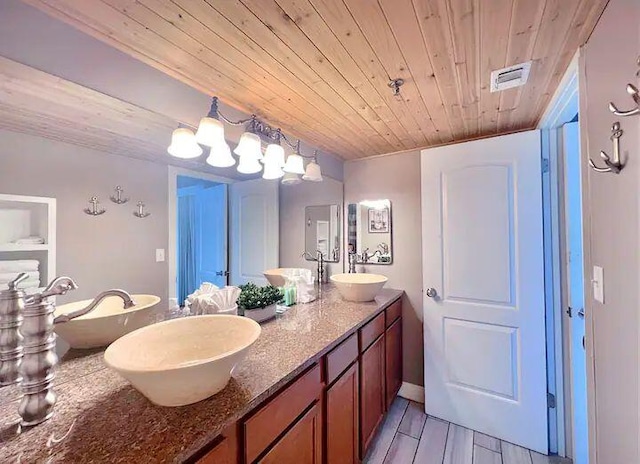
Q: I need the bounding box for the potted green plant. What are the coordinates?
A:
[237,283,283,323]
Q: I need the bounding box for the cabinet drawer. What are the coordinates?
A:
[244,364,322,463]
[385,299,402,327]
[326,333,358,385]
[197,424,238,464]
[359,312,385,352]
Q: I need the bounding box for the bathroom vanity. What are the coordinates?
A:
[0,285,403,463]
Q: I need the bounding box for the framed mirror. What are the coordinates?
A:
[304,205,341,262]
[347,200,392,265]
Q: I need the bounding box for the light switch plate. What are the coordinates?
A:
[156,248,165,263]
[593,265,604,303]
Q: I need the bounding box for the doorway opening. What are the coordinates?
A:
[539,50,588,462]
[561,117,588,464]
[176,175,228,305]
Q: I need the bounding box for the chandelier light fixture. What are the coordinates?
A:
[167,97,324,184]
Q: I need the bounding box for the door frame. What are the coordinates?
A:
[537,49,595,459]
[168,166,234,300]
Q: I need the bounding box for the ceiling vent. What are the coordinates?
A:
[490,61,532,92]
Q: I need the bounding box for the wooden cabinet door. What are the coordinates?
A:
[385,317,403,408]
[258,402,322,464]
[326,362,359,464]
[360,335,385,457]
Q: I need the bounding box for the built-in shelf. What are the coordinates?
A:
[0,243,50,252]
[0,193,56,287]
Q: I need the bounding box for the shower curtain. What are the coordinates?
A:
[177,194,197,305]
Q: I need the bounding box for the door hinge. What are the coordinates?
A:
[542,158,550,173]
[547,392,556,409]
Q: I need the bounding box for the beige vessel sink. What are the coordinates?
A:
[104,315,261,407]
[263,268,306,287]
[330,273,388,302]
[54,294,161,349]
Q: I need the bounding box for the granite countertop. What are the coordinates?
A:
[0,285,403,463]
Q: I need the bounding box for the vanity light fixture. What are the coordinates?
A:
[167,127,203,159]
[167,97,324,183]
[283,140,306,175]
[237,151,263,174]
[262,130,285,180]
[195,99,225,147]
[197,98,236,168]
[206,141,235,168]
[302,151,323,182]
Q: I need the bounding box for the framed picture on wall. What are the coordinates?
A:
[368,207,389,233]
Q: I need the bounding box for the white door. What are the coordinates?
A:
[199,184,228,288]
[563,121,588,464]
[229,178,279,286]
[421,130,548,453]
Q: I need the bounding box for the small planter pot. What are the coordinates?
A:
[241,304,277,323]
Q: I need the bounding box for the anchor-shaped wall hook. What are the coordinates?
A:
[84,196,106,216]
[589,122,625,174]
[109,185,129,204]
[133,201,151,218]
[608,84,640,117]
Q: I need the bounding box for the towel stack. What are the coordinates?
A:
[0,260,40,291]
[13,236,45,245]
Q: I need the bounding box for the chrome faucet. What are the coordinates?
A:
[0,275,135,426]
[302,250,326,284]
[53,289,135,324]
[360,248,382,263]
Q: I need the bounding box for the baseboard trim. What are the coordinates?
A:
[398,382,425,403]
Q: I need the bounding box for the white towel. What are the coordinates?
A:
[0,260,39,273]
[0,271,40,283]
[13,236,45,245]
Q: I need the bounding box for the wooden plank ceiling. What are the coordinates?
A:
[22,0,608,160]
[0,55,175,161]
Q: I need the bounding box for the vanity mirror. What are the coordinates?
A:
[347,200,393,265]
[304,205,341,262]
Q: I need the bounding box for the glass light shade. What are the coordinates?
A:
[205,142,235,168]
[237,155,262,174]
[302,160,323,182]
[262,158,284,180]
[195,117,225,147]
[167,128,203,159]
[283,153,305,174]
[263,143,285,167]
[281,171,302,185]
[233,132,263,160]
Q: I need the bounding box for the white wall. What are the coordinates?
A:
[579,1,640,462]
[344,152,423,386]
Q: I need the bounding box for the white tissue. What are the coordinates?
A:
[187,283,241,315]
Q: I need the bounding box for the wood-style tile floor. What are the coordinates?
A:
[364,398,572,464]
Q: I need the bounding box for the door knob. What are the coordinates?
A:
[426,288,438,298]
